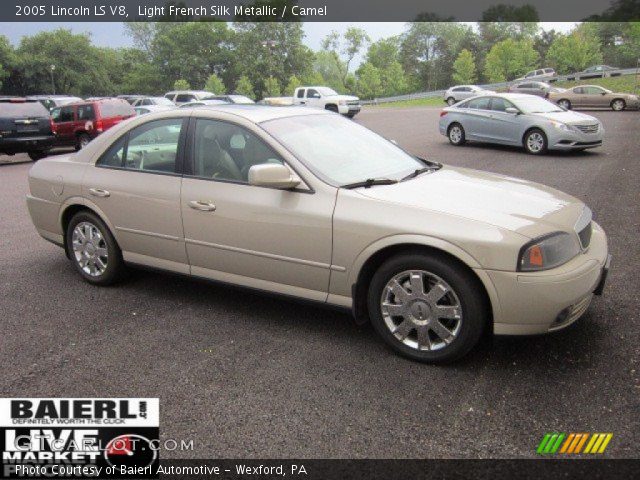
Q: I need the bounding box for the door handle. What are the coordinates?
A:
[188,200,216,212]
[88,188,110,198]
[300,101,306,104]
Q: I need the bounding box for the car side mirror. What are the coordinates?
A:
[505,107,519,115]
[248,163,300,189]
[601,92,607,95]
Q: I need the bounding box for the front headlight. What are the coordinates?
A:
[518,232,581,272]
[549,120,571,131]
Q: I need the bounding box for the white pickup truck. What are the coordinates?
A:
[291,86,361,117]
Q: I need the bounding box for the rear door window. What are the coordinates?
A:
[77,105,95,121]
[467,97,491,110]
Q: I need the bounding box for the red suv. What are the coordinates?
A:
[51,99,135,150]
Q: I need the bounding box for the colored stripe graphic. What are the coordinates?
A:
[537,433,612,454]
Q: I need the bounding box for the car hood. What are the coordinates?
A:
[531,110,599,125]
[327,95,359,102]
[355,166,585,239]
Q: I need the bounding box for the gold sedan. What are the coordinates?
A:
[26,106,610,363]
[548,84,640,111]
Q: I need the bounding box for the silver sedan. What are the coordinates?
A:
[438,93,604,155]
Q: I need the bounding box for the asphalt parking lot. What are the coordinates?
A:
[1,107,638,459]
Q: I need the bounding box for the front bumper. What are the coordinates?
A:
[548,126,604,150]
[486,222,609,335]
[339,104,361,116]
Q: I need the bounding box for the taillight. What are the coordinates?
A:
[95,119,104,133]
[50,118,56,134]
[439,111,448,117]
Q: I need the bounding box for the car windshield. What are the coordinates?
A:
[153,97,175,106]
[513,96,564,114]
[261,114,424,186]
[316,87,338,96]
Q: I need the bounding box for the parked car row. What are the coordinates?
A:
[514,65,622,82]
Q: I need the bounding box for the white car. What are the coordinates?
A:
[164,90,217,105]
[444,85,495,105]
[292,87,361,118]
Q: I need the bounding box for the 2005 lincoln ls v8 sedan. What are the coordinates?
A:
[26,106,610,363]
[439,93,604,154]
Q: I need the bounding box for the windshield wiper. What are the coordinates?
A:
[401,167,437,181]
[341,178,398,189]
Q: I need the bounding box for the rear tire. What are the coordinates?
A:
[76,133,91,151]
[447,123,466,146]
[28,150,48,161]
[367,253,487,363]
[611,99,626,111]
[446,97,456,106]
[65,211,126,286]
[523,128,548,155]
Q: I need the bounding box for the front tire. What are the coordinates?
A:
[611,99,626,111]
[28,150,48,161]
[447,123,466,146]
[325,104,339,113]
[524,128,548,155]
[65,211,126,286]
[367,253,487,363]
[557,99,571,110]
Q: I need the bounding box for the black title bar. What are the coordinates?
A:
[3,0,639,22]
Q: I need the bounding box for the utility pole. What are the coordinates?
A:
[50,65,56,95]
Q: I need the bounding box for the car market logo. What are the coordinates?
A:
[536,432,613,454]
[0,398,159,478]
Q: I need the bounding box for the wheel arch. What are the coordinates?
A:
[59,198,119,255]
[610,98,626,108]
[349,236,497,331]
[324,103,338,110]
[522,125,547,145]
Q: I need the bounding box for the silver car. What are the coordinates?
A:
[443,85,495,106]
[439,94,604,155]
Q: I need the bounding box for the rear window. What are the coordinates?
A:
[98,101,135,118]
[0,101,50,117]
[175,94,195,103]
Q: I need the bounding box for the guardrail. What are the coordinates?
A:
[362,68,639,105]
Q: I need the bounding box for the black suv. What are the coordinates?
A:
[0,98,55,160]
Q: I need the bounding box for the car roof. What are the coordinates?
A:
[185,105,329,123]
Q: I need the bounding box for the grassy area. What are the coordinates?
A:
[365,96,445,109]
[366,73,640,109]
[553,75,640,93]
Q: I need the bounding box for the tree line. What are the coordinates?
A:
[0,21,638,100]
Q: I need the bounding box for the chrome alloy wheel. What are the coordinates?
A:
[526,132,545,152]
[71,222,108,277]
[380,270,463,351]
[449,125,462,143]
[611,99,625,111]
[558,99,570,109]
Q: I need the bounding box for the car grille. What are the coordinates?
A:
[574,124,599,134]
[347,100,360,106]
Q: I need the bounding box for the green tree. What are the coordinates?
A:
[285,75,301,96]
[484,38,539,82]
[312,50,345,92]
[452,49,477,84]
[546,31,603,74]
[379,62,407,97]
[118,48,164,95]
[173,79,191,90]
[322,27,370,89]
[234,75,255,99]
[204,73,225,94]
[262,76,281,98]
[366,37,401,71]
[152,22,232,92]
[356,62,382,100]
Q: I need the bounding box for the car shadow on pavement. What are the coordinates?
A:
[449,141,605,158]
[119,265,603,373]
